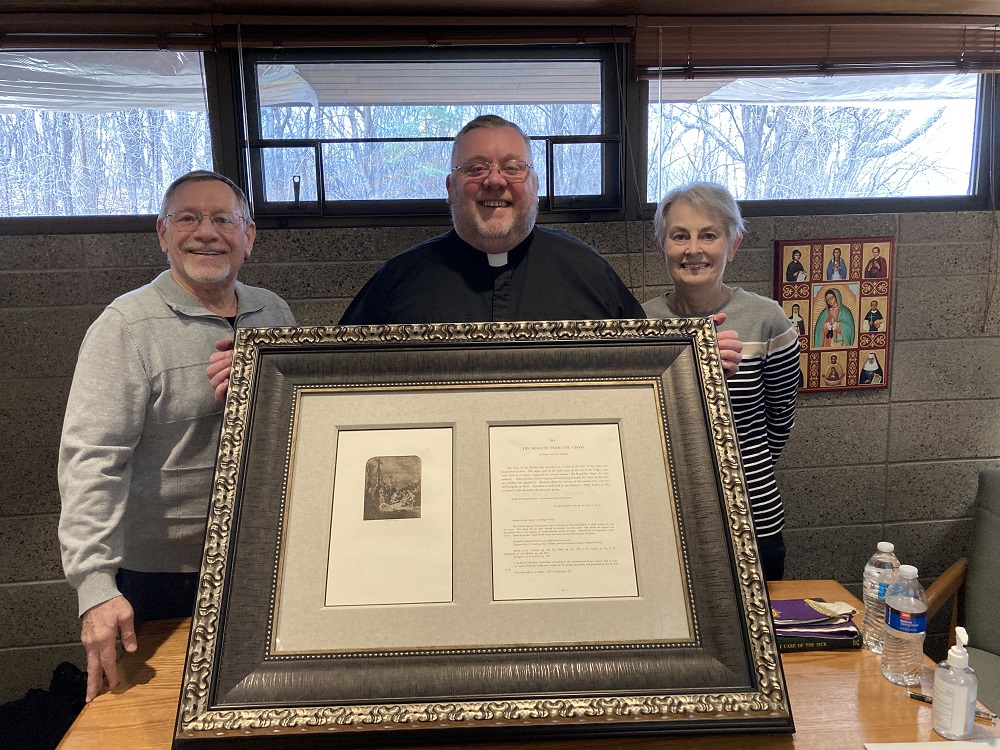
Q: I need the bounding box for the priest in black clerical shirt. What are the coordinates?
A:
[339,114,643,325]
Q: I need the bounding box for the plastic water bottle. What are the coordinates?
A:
[881,564,927,686]
[861,541,900,653]
[933,626,978,740]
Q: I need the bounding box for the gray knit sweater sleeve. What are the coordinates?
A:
[58,305,150,615]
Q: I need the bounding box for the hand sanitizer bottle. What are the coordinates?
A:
[932,626,978,740]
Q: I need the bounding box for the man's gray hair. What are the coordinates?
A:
[159,170,252,220]
[452,115,532,165]
[652,182,745,247]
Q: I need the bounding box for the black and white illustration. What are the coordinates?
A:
[364,455,421,520]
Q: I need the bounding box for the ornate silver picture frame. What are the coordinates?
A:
[174,319,792,747]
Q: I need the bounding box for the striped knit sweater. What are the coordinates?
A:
[643,288,800,538]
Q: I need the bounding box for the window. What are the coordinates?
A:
[0,51,213,218]
[241,46,622,218]
[1,31,993,225]
[647,73,981,204]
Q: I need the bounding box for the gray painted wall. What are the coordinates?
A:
[1,209,997,702]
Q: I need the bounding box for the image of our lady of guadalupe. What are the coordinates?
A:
[813,286,856,349]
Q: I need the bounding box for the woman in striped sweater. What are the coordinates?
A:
[643,183,800,580]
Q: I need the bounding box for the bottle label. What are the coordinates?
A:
[933,679,974,738]
[864,576,892,601]
[885,607,927,634]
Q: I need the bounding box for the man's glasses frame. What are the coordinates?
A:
[165,211,249,232]
[451,160,534,183]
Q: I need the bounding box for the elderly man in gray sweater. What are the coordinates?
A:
[58,170,295,702]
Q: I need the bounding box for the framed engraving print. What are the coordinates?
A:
[174,319,793,747]
[775,236,893,392]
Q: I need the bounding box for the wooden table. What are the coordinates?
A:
[58,580,999,748]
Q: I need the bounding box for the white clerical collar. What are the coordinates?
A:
[487,252,508,267]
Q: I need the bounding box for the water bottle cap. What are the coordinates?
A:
[898,564,918,578]
[877,541,894,553]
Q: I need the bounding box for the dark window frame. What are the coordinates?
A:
[236,44,626,226]
[638,73,998,219]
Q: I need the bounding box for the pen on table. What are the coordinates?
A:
[908,691,998,721]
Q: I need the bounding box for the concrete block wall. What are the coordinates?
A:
[1,209,997,701]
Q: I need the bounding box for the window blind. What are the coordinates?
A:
[635,15,1000,77]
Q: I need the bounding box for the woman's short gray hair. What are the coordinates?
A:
[652,182,744,247]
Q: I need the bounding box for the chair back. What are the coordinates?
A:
[965,468,1000,657]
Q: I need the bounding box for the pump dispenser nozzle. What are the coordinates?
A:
[948,626,970,669]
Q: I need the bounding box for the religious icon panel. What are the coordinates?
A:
[774,237,893,393]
